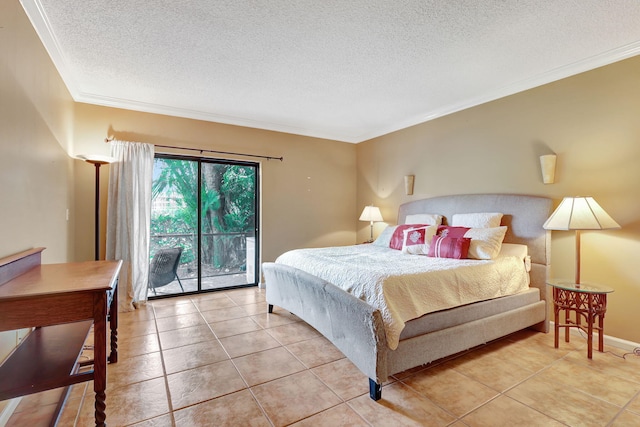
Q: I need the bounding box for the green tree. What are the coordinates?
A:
[151,158,255,272]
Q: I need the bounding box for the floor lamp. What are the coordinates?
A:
[543,196,620,285]
[78,154,116,260]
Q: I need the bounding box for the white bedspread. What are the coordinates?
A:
[276,245,530,350]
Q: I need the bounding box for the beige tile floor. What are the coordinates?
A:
[5,286,640,426]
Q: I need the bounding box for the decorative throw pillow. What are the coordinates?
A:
[405,213,443,226]
[401,225,438,255]
[435,225,471,239]
[451,212,503,228]
[372,225,397,247]
[428,235,471,259]
[464,226,508,259]
[390,224,431,250]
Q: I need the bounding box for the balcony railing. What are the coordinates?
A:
[149,231,255,295]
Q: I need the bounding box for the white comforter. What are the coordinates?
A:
[276,244,530,350]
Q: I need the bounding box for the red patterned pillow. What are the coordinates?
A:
[401,225,438,255]
[436,225,470,239]
[389,224,431,250]
[428,235,471,259]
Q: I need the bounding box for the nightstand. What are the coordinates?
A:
[548,280,614,358]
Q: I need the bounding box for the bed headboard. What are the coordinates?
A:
[398,194,553,316]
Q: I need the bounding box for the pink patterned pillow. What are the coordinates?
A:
[436,226,471,238]
[428,235,471,259]
[401,225,438,255]
[390,224,431,250]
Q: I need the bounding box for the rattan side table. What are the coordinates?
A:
[548,280,614,359]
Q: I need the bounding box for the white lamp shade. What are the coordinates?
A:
[359,206,383,222]
[543,197,620,230]
[77,154,116,164]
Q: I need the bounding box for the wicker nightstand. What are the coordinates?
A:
[548,280,614,358]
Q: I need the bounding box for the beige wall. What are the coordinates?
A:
[71,105,357,264]
[0,0,76,263]
[0,1,77,361]
[357,56,640,344]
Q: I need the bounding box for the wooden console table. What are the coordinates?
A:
[0,248,122,426]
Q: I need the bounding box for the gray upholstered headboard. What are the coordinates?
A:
[398,194,553,310]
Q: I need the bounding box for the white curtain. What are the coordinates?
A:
[106,140,155,311]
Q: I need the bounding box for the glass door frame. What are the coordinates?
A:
[150,153,260,299]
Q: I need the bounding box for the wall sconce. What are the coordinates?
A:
[539,154,557,184]
[404,175,415,195]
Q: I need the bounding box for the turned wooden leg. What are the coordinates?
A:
[94,293,108,426]
[109,324,118,364]
[95,391,106,426]
[109,285,119,364]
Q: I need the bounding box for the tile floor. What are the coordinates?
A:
[4,286,640,426]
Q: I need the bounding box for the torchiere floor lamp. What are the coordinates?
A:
[77,154,116,260]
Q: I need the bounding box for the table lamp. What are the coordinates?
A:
[359,205,383,243]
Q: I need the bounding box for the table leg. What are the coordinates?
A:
[553,300,559,349]
[564,300,570,343]
[94,293,108,427]
[598,315,605,352]
[587,294,594,359]
[109,283,119,364]
[598,294,607,353]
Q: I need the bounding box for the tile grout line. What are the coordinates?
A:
[70,381,89,427]
[232,291,364,426]
[394,375,462,422]
[607,388,640,426]
[256,307,361,426]
[193,291,277,427]
[150,301,178,427]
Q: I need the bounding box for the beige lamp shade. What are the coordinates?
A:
[543,196,620,285]
[543,197,620,230]
[359,206,383,222]
[76,154,116,165]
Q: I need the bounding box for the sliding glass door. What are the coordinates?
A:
[149,155,258,297]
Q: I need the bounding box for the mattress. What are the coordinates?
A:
[399,287,540,340]
[275,244,530,349]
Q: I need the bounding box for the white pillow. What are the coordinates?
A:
[464,226,507,259]
[452,212,503,228]
[405,213,443,226]
[372,225,397,247]
[401,225,438,255]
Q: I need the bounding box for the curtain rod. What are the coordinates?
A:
[104,137,283,161]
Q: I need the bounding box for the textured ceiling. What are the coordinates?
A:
[21,0,640,143]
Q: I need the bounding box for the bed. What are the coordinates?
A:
[262,193,552,400]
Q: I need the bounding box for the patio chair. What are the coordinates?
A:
[149,247,184,295]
